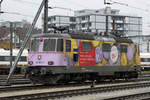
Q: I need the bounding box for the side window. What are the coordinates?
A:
[102,43,111,52]
[66,40,71,52]
[0,56,27,61]
[43,39,56,51]
[120,45,127,53]
[141,58,150,62]
[57,39,64,52]
[82,42,92,51]
[13,56,27,61]
[30,39,40,52]
[0,56,8,61]
[20,56,27,61]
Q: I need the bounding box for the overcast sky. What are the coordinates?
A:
[1,0,150,35]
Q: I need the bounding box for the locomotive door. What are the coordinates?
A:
[79,40,95,66]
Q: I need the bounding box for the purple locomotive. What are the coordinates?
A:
[26,33,140,84]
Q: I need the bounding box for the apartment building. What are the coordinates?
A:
[48,15,76,33]
[47,7,142,37]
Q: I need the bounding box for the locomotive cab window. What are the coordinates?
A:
[31,39,40,52]
[66,40,71,52]
[102,43,111,52]
[120,45,127,53]
[43,39,56,51]
[82,42,92,51]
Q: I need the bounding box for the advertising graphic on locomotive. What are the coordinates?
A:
[26,33,141,84]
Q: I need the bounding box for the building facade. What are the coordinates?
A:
[47,15,76,33]
[48,7,142,36]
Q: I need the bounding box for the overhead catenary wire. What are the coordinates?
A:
[0,11,33,18]
[48,6,74,11]
[106,0,149,12]
[13,0,39,5]
[54,0,89,10]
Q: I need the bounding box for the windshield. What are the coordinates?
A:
[43,39,63,52]
[43,39,56,51]
[30,39,40,52]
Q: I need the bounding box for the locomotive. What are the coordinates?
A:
[26,33,141,84]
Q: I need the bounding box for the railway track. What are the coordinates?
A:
[0,74,149,100]
[0,75,150,86]
[0,75,31,85]
[0,73,148,85]
[103,92,150,100]
[1,81,150,100]
[0,76,149,94]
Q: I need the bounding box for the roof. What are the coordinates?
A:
[32,33,133,43]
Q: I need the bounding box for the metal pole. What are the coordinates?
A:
[14,23,16,48]
[147,40,149,52]
[104,0,106,4]
[43,0,48,33]
[0,0,3,15]
[7,0,45,84]
[106,15,108,35]
[10,22,13,72]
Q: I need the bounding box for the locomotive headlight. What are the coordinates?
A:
[48,61,54,65]
[28,61,33,65]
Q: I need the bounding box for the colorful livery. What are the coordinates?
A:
[26,33,141,84]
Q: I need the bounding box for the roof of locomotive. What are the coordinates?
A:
[32,33,133,43]
[32,33,71,38]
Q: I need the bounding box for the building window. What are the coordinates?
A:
[70,24,76,29]
[48,18,51,21]
[70,17,76,22]
[111,11,116,14]
[88,22,91,27]
[52,16,56,21]
[79,11,85,13]
[82,16,85,20]
[95,10,99,13]
[82,23,86,28]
